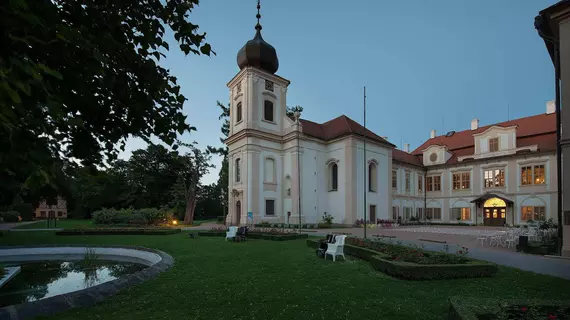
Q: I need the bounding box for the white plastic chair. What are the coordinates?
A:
[325,235,346,262]
[226,226,238,241]
[476,231,487,246]
[505,233,517,248]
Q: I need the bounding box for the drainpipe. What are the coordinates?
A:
[424,167,427,223]
[536,17,563,254]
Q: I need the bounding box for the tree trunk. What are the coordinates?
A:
[183,193,197,224]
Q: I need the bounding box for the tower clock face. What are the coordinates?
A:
[430,153,438,162]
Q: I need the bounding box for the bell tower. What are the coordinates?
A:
[226,0,291,226]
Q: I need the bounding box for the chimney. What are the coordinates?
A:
[404,143,410,153]
[430,130,436,139]
[546,100,556,114]
[471,118,479,130]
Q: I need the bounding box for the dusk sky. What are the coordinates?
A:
[119,0,558,185]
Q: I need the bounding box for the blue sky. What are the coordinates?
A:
[119,0,558,185]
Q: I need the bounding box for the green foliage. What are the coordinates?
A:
[1,232,570,320]
[10,203,34,221]
[308,239,498,280]
[321,212,334,225]
[80,248,101,269]
[448,297,570,320]
[1,0,213,205]
[92,208,170,225]
[286,105,304,119]
[57,228,181,236]
[0,211,20,222]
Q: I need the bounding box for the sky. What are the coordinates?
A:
[118,0,559,185]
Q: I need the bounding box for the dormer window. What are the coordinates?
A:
[265,80,274,92]
[489,137,499,152]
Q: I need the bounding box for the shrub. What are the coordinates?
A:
[11,203,34,221]
[57,228,181,236]
[0,211,21,222]
[135,208,169,225]
[92,208,169,225]
[448,297,570,320]
[321,212,334,225]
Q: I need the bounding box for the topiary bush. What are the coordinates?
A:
[0,211,20,222]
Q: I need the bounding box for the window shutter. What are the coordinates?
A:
[480,139,488,153]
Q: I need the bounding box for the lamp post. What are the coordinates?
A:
[295,111,302,233]
[363,86,367,239]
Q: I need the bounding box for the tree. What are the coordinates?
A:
[207,101,230,217]
[286,105,303,120]
[172,143,212,224]
[1,0,213,199]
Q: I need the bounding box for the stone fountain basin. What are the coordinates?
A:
[0,245,174,320]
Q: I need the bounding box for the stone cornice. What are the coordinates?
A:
[227,67,290,88]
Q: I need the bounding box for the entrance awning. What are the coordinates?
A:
[471,193,514,207]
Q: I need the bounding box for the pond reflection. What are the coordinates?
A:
[0,261,145,307]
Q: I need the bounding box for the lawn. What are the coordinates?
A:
[1,232,570,320]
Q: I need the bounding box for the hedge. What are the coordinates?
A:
[448,297,570,320]
[197,231,308,241]
[56,228,181,236]
[306,239,498,280]
[0,211,20,222]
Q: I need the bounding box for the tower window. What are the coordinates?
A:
[264,100,274,122]
[236,102,242,123]
[235,158,241,183]
[265,80,274,92]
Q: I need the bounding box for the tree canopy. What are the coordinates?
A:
[1,0,213,205]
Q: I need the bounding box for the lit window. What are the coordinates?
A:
[264,100,274,122]
[489,137,499,152]
[521,206,545,221]
[521,164,546,185]
[452,208,471,220]
[392,170,397,189]
[236,102,242,123]
[452,172,470,190]
[484,169,505,188]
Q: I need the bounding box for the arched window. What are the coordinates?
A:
[264,100,274,122]
[264,158,275,183]
[368,163,377,192]
[329,163,338,191]
[235,158,241,183]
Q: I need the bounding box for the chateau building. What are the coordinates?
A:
[225,3,560,228]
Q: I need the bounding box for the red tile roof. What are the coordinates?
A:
[300,115,395,147]
[411,112,556,157]
[392,149,423,167]
[403,113,556,166]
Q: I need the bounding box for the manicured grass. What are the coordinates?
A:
[12,219,95,229]
[1,232,570,320]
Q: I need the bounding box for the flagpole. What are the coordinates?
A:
[363,86,367,239]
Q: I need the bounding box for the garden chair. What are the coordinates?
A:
[476,231,487,246]
[226,226,238,241]
[505,233,517,248]
[325,235,346,262]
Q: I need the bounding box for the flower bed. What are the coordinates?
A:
[307,239,497,280]
[448,297,570,320]
[198,228,307,241]
[56,228,181,235]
